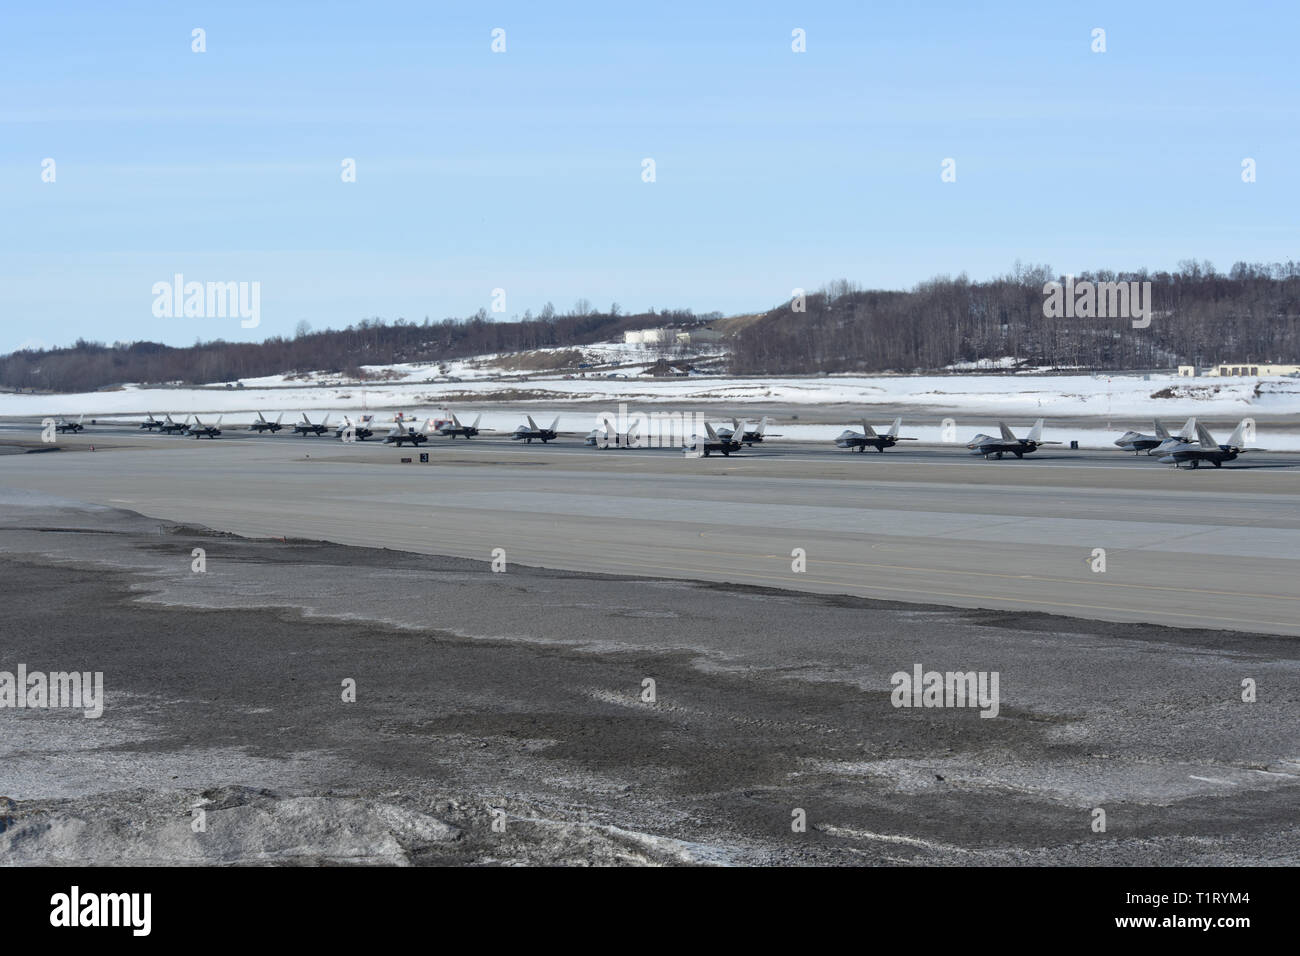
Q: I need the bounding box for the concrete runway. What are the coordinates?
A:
[2,431,1298,636]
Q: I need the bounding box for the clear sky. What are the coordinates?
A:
[2,1,1297,351]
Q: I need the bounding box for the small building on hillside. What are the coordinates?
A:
[1202,362,1300,377]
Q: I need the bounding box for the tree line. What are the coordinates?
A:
[732,261,1300,374]
[0,306,708,393]
[5,262,1299,392]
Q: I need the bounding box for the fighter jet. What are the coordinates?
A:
[187,415,223,439]
[292,414,332,437]
[966,419,1061,459]
[685,422,746,457]
[138,413,164,431]
[834,418,917,453]
[335,415,374,441]
[512,415,560,443]
[716,417,778,447]
[53,414,85,434]
[1157,421,1250,469]
[1114,418,1195,455]
[159,414,190,435]
[384,419,431,447]
[438,413,484,439]
[585,421,640,448]
[249,412,285,434]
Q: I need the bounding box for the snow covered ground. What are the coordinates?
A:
[6,371,1297,416]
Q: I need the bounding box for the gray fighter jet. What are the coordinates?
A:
[686,422,746,457]
[966,419,1061,459]
[187,415,223,438]
[512,415,561,443]
[835,418,917,453]
[292,414,332,437]
[1157,421,1250,469]
[249,412,285,433]
[1114,418,1195,455]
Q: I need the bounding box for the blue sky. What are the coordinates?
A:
[2,0,1297,351]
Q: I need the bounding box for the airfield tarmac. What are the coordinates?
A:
[0,429,1297,864]
[2,429,1299,635]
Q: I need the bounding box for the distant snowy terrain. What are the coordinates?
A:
[4,359,1299,451]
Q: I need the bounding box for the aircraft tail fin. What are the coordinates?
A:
[471,414,481,429]
[1177,417,1196,439]
[704,422,719,440]
[887,417,901,438]
[1026,419,1044,442]
[451,413,461,428]
[862,421,878,438]
[527,415,539,431]
[322,414,330,427]
[998,422,1016,441]
[1195,423,1218,448]
[1226,419,1250,448]
[1153,420,1169,439]
[275,412,284,425]
[549,415,560,433]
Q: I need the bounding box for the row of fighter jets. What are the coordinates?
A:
[62,410,1254,467]
[1112,417,1251,468]
[133,411,488,444]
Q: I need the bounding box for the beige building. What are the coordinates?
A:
[1207,363,1300,377]
[1180,363,1300,377]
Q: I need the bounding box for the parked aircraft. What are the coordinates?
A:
[512,415,560,443]
[138,413,164,431]
[716,417,778,446]
[249,412,285,434]
[586,422,640,448]
[834,418,917,453]
[1157,421,1250,469]
[335,416,374,441]
[438,413,484,439]
[292,414,332,437]
[384,419,431,447]
[1114,418,1195,455]
[686,422,746,457]
[967,419,1061,459]
[53,414,85,434]
[159,415,190,435]
[187,415,223,439]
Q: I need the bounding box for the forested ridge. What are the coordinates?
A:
[5,261,1299,393]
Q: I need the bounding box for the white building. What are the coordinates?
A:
[1198,362,1300,377]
